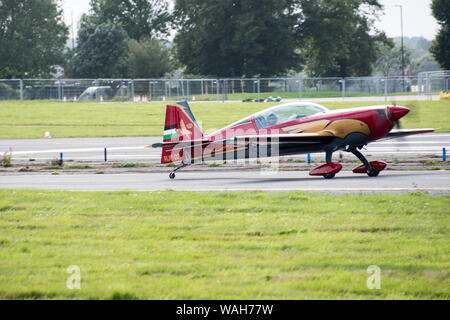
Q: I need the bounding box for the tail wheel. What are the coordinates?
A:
[169,172,175,179]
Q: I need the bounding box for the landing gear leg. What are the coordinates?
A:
[325,150,333,164]
[348,147,378,177]
[323,151,335,179]
[169,161,189,179]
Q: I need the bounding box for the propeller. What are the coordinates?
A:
[389,99,409,149]
[391,99,402,129]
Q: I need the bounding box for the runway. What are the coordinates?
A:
[1,170,449,194]
[1,133,448,162]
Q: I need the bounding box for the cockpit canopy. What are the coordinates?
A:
[227,102,329,129]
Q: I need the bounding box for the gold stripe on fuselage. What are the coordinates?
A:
[283,119,370,139]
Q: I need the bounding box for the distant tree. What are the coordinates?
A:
[384,37,440,75]
[298,0,389,77]
[125,38,171,78]
[173,0,302,77]
[374,43,411,76]
[410,55,441,75]
[0,0,68,78]
[430,0,450,69]
[393,37,432,60]
[89,0,170,40]
[67,19,128,78]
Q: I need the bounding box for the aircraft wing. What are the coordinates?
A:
[150,133,334,149]
[229,133,334,146]
[383,128,434,139]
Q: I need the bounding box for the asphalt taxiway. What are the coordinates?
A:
[0,170,449,194]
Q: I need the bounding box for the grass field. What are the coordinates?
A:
[0,99,449,138]
[0,190,448,299]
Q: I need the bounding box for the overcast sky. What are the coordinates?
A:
[61,0,439,40]
[375,0,439,40]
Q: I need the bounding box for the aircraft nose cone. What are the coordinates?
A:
[388,106,409,122]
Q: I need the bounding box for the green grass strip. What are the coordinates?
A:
[0,190,448,299]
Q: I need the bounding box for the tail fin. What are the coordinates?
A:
[161,100,204,163]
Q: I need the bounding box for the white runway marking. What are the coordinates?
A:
[134,187,450,192]
[46,188,450,193]
[373,141,449,144]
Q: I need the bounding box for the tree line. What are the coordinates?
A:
[0,0,448,80]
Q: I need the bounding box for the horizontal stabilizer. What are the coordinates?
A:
[150,139,211,149]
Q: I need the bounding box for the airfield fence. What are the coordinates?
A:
[0,73,449,102]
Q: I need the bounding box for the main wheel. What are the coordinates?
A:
[367,170,379,177]
[323,173,336,179]
[169,172,175,179]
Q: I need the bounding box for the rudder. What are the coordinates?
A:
[161,101,204,163]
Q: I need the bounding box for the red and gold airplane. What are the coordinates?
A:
[151,101,433,179]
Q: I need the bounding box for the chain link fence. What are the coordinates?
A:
[1,73,448,102]
[418,71,450,98]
